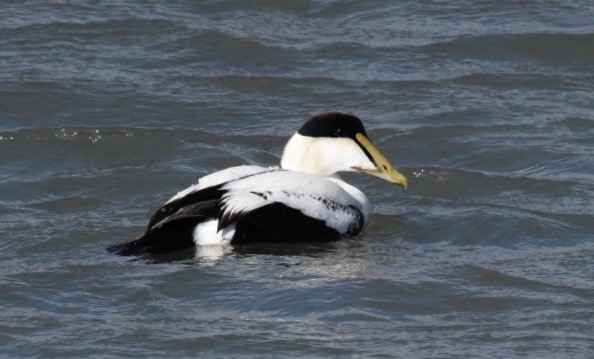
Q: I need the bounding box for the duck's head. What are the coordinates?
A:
[281,112,408,188]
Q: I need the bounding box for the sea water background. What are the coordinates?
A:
[1,1,593,358]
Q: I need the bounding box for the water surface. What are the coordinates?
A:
[1,1,593,358]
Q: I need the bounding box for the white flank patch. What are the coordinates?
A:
[193,220,235,246]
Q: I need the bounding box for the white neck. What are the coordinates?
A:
[280,133,375,177]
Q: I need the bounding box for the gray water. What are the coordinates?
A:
[1,1,593,358]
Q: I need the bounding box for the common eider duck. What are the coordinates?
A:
[109,112,407,256]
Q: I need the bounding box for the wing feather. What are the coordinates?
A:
[149,166,275,230]
[218,171,366,234]
[166,165,278,204]
[112,167,368,255]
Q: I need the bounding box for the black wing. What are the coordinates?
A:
[109,190,223,256]
[229,202,341,244]
[146,184,225,231]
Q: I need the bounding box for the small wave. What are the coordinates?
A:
[421,32,594,64]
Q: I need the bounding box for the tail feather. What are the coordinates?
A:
[106,235,172,256]
[107,238,147,256]
[108,217,206,256]
[109,200,220,256]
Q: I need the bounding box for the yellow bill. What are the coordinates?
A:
[354,133,408,188]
